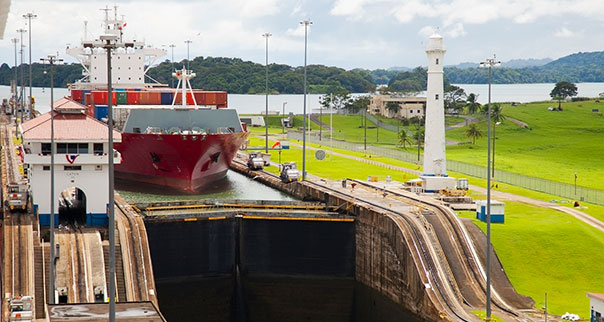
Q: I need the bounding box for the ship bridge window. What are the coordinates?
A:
[64,166,82,171]
[42,143,51,155]
[94,143,104,155]
[133,128,141,134]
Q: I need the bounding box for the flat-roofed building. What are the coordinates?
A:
[368,95,426,119]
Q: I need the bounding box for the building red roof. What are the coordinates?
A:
[22,97,121,142]
[587,292,604,302]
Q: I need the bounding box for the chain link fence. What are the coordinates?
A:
[287,131,604,206]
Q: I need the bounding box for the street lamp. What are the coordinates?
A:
[479,55,500,321]
[169,44,176,88]
[574,172,578,201]
[11,38,19,128]
[40,54,63,305]
[24,13,37,119]
[262,32,272,153]
[300,19,312,180]
[282,102,287,134]
[17,28,27,123]
[185,40,192,70]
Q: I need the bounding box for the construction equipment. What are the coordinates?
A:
[280,162,300,183]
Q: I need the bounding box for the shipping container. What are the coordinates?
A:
[84,93,91,106]
[149,92,162,105]
[71,89,83,102]
[116,91,128,105]
[160,92,173,105]
[94,105,108,120]
[216,92,228,108]
[127,91,139,105]
[86,105,95,118]
[139,91,151,105]
[193,91,206,105]
[92,91,106,105]
[206,92,216,105]
[173,92,195,105]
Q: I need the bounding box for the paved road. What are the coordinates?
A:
[281,137,604,234]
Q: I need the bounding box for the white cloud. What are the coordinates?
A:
[445,22,466,38]
[286,24,309,37]
[418,26,437,38]
[554,27,574,38]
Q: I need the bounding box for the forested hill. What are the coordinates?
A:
[0,56,376,94]
[443,51,604,84]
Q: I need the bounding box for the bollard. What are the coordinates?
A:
[386,175,391,182]
[341,180,346,188]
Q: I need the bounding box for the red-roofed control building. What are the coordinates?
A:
[21,97,121,226]
[588,293,604,322]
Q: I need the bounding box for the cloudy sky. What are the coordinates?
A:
[1,0,604,70]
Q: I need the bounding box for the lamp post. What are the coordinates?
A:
[262,32,272,153]
[479,55,500,320]
[185,40,192,70]
[24,13,37,119]
[574,172,577,201]
[11,38,19,125]
[282,102,287,134]
[169,44,175,88]
[300,19,312,180]
[40,54,62,305]
[17,28,27,123]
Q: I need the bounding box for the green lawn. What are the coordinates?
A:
[446,100,604,190]
[459,201,604,318]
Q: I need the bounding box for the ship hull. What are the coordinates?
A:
[114,131,248,191]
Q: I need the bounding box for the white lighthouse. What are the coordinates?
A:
[421,33,456,192]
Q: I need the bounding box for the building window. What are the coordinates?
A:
[41,143,51,155]
[43,166,50,171]
[435,94,439,100]
[58,143,89,154]
[410,110,413,113]
[436,58,439,65]
[94,143,104,155]
[64,166,82,171]
[95,165,102,171]
[418,110,421,113]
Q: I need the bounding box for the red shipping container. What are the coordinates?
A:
[127,91,139,105]
[149,92,162,105]
[216,92,227,107]
[86,105,95,118]
[139,92,151,105]
[193,91,206,105]
[84,93,91,106]
[71,89,83,102]
[92,91,106,105]
[110,91,117,105]
[206,92,216,105]
[173,92,195,105]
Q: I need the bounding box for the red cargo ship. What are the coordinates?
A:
[67,7,248,191]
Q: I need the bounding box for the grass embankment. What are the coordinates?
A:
[445,100,604,190]
[245,133,603,318]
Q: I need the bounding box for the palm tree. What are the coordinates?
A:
[465,123,482,144]
[385,101,401,118]
[490,103,506,178]
[465,93,481,114]
[398,129,410,148]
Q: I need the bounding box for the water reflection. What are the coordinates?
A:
[117,170,293,203]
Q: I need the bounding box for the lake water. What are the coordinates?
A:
[2,83,604,114]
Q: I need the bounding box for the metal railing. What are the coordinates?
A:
[287,131,604,205]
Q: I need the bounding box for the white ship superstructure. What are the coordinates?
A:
[66,6,166,89]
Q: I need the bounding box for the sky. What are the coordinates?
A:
[1,0,604,71]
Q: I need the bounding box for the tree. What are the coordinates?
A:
[465,123,482,144]
[550,81,578,109]
[385,101,400,118]
[465,93,481,114]
[444,85,467,113]
[346,95,370,114]
[398,128,410,148]
[320,90,352,111]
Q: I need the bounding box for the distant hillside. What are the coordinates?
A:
[445,51,604,84]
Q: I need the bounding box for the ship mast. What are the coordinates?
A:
[171,67,198,107]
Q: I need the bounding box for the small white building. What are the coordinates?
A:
[368,95,426,119]
[587,292,604,322]
[21,97,121,226]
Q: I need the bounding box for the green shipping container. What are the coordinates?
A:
[116,91,128,105]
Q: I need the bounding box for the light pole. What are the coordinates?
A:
[40,54,62,305]
[282,102,287,134]
[262,32,272,153]
[24,13,37,119]
[479,55,500,320]
[17,28,27,123]
[574,172,577,201]
[169,44,176,88]
[185,40,192,70]
[300,19,312,180]
[11,38,19,122]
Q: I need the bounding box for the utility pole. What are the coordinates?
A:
[24,13,37,119]
[169,44,175,88]
[262,32,272,153]
[300,19,312,180]
[282,102,287,134]
[11,38,19,120]
[40,54,63,306]
[17,28,27,123]
[185,40,192,70]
